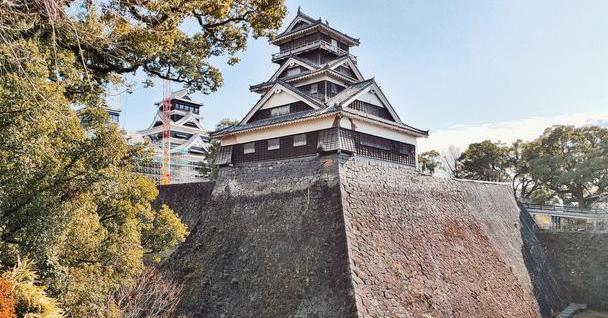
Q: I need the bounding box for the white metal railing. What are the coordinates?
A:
[520,202,608,215]
[272,40,354,61]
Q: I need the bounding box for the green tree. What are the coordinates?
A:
[456,140,510,182]
[0,67,187,317]
[199,119,240,180]
[0,0,285,316]
[510,139,537,198]
[0,0,286,96]
[524,126,608,208]
[418,150,442,175]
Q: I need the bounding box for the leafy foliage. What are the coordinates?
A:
[456,140,510,182]
[0,1,285,316]
[0,0,285,317]
[418,150,442,175]
[2,258,63,318]
[521,126,608,208]
[442,125,608,207]
[0,57,188,316]
[141,205,189,263]
[0,0,287,95]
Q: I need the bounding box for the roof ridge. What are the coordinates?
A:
[273,10,359,45]
[325,54,356,68]
[295,7,321,24]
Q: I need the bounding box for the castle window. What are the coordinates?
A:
[244,142,255,154]
[174,132,188,139]
[329,83,338,94]
[360,134,391,151]
[293,134,307,147]
[331,39,338,49]
[310,83,318,94]
[287,68,300,76]
[400,144,415,156]
[270,105,290,117]
[268,138,280,150]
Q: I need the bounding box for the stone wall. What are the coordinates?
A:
[155,181,215,230]
[538,232,608,311]
[162,155,358,318]
[158,155,568,317]
[338,156,565,317]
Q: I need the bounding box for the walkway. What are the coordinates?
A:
[520,203,608,232]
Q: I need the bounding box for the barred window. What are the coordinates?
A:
[268,138,280,150]
[400,143,414,156]
[329,83,337,94]
[310,83,318,94]
[293,134,307,147]
[244,142,255,154]
[360,134,391,151]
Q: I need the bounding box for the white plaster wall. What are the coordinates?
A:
[259,91,302,110]
[356,91,384,107]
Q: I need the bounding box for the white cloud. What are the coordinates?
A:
[418,112,608,153]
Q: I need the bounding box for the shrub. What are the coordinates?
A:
[2,258,63,318]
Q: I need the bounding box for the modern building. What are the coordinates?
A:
[135,89,210,184]
[212,8,428,166]
[105,107,121,124]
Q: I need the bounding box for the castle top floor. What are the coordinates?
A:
[270,7,360,64]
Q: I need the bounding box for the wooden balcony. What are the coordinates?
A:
[272,40,356,62]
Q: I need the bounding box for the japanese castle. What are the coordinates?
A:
[213,8,428,166]
[136,90,210,184]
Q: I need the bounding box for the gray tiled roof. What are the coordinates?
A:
[250,64,356,92]
[214,78,429,137]
[326,78,375,106]
[212,106,337,136]
[275,10,359,45]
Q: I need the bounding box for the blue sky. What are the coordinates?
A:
[117,0,608,151]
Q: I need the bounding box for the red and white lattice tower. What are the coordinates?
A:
[160,79,172,185]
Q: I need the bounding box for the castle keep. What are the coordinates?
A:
[212,8,428,166]
[135,90,210,184]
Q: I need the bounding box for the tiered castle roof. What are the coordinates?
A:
[136,89,210,184]
[213,8,427,166]
[140,89,208,156]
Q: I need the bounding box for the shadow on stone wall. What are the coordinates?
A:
[537,231,608,311]
[154,181,215,230]
[518,206,567,317]
[159,156,358,318]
